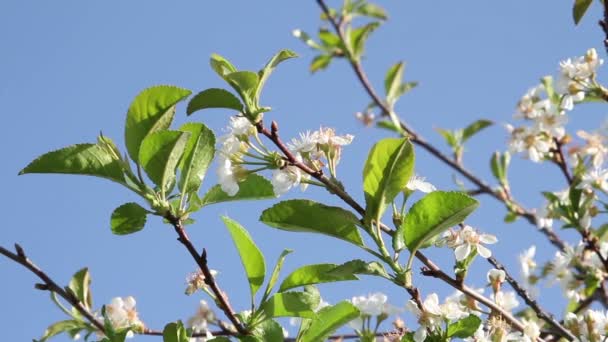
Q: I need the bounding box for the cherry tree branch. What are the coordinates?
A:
[487,256,575,340]
[314,0,567,253]
[255,120,537,338]
[0,244,106,332]
[165,214,247,335]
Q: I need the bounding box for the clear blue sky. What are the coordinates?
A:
[0,1,604,340]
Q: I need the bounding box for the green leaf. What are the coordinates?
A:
[327,259,389,279]
[376,120,401,133]
[222,216,266,301]
[19,143,126,185]
[37,320,84,342]
[573,0,593,25]
[259,291,318,319]
[139,130,189,193]
[363,138,415,224]
[319,29,342,49]
[350,22,380,60]
[299,301,360,342]
[447,315,482,338]
[250,320,284,341]
[186,88,243,115]
[210,53,238,78]
[225,71,260,108]
[124,85,191,164]
[292,29,322,50]
[279,264,358,292]
[200,174,275,206]
[462,119,492,142]
[260,199,365,247]
[396,81,418,97]
[354,3,388,20]
[263,249,293,300]
[310,54,333,73]
[402,191,479,252]
[490,151,510,185]
[68,268,92,310]
[256,49,298,100]
[162,321,189,342]
[177,123,215,194]
[385,62,404,107]
[111,202,148,235]
[436,128,459,148]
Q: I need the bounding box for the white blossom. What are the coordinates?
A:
[217,157,240,196]
[487,269,506,293]
[507,125,552,163]
[449,225,498,261]
[407,293,468,342]
[349,293,400,331]
[185,269,218,295]
[519,246,537,279]
[406,174,436,193]
[576,130,608,168]
[491,291,519,312]
[105,296,144,337]
[188,300,215,342]
[579,167,608,192]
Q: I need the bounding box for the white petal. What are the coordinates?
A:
[454,244,471,261]
[477,244,492,258]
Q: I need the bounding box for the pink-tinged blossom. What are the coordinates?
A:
[105,296,144,337]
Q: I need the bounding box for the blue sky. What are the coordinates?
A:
[1,1,606,340]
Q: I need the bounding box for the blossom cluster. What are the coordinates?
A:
[216,114,354,196]
[507,48,603,163]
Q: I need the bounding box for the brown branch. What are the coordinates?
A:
[487,257,575,341]
[165,215,247,336]
[599,0,608,55]
[0,244,106,333]
[314,0,567,254]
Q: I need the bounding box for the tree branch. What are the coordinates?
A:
[314,0,568,253]
[165,215,248,336]
[0,244,106,333]
[487,257,575,341]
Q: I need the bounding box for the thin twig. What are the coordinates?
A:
[165,215,247,336]
[0,244,106,333]
[487,257,575,341]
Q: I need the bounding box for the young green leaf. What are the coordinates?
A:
[262,249,293,301]
[224,71,260,109]
[124,85,191,164]
[353,2,388,20]
[310,54,333,73]
[401,191,479,253]
[363,138,415,224]
[462,119,492,142]
[319,29,342,49]
[162,321,190,342]
[573,0,593,25]
[68,268,92,310]
[110,202,148,235]
[349,22,380,60]
[490,151,510,185]
[435,128,459,149]
[385,62,404,107]
[279,264,358,292]
[177,123,215,194]
[210,53,238,78]
[255,49,298,101]
[200,174,275,207]
[299,301,360,342]
[138,130,189,193]
[247,320,284,341]
[36,320,84,342]
[221,216,266,301]
[19,144,126,185]
[447,315,482,338]
[186,88,243,115]
[258,291,318,319]
[292,29,322,50]
[260,199,365,247]
[327,259,389,279]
